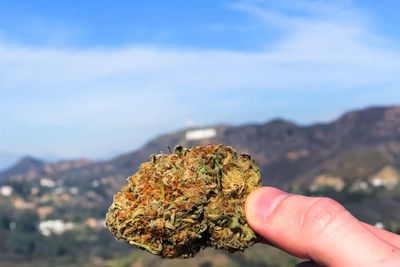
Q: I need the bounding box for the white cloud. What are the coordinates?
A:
[1,0,400,158]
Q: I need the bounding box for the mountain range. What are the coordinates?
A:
[1,106,400,223]
[2,106,400,185]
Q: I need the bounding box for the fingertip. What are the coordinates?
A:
[247,188,400,266]
[245,187,289,232]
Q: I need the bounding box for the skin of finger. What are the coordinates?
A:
[363,223,400,248]
[246,187,400,266]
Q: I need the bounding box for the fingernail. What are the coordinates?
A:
[251,187,289,222]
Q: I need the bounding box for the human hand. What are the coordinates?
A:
[245,187,400,267]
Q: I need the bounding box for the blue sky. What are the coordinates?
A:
[1,0,400,168]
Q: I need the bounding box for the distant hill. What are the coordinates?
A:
[0,156,44,183]
[113,106,400,187]
[1,106,400,188]
[1,106,400,223]
[0,157,91,184]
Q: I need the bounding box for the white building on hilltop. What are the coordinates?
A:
[40,178,55,188]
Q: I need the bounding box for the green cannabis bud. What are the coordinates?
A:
[106,144,261,258]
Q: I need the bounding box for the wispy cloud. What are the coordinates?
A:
[1,0,400,159]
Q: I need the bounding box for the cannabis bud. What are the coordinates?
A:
[106,144,261,258]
